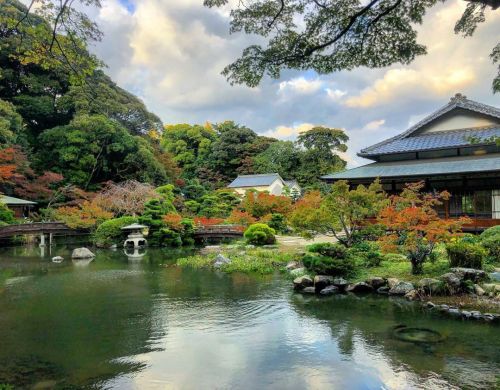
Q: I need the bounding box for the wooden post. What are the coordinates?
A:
[39,233,45,247]
[49,233,53,246]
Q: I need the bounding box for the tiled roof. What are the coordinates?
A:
[359,126,500,156]
[322,153,500,180]
[359,94,500,158]
[228,173,283,188]
[1,195,37,205]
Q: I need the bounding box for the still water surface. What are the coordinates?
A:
[0,245,498,389]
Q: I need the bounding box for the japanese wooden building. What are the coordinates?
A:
[322,94,500,231]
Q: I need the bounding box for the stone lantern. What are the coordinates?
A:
[122,223,148,248]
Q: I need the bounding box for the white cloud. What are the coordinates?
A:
[90,0,499,162]
[325,88,347,101]
[262,123,315,140]
[362,119,386,131]
[278,77,323,96]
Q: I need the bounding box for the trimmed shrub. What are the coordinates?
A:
[244,223,276,246]
[446,240,487,269]
[349,241,383,267]
[482,235,500,262]
[480,225,500,240]
[307,242,348,259]
[302,254,356,277]
[158,228,182,247]
[93,216,138,247]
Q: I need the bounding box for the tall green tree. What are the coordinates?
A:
[296,127,348,186]
[58,71,163,135]
[253,140,302,179]
[36,115,168,189]
[162,123,216,179]
[205,0,499,93]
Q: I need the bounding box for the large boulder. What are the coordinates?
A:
[387,278,400,289]
[417,278,444,295]
[314,275,334,292]
[450,268,488,283]
[301,286,316,294]
[346,282,373,293]
[285,261,301,271]
[293,275,313,290]
[214,254,231,268]
[319,285,339,296]
[71,248,95,259]
[366,277,386,289]
[389,281,414,295]
[440,273,462,294]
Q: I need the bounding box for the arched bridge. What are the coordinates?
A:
[193,225,244,240]
[0,222,88,239]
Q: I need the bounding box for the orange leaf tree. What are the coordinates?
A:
[240,191,292,218]
[54,201,113,230]
[377,181,469,275]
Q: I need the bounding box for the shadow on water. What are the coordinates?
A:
[0,245,498,389]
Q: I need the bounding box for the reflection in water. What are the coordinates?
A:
[0,246,498,389]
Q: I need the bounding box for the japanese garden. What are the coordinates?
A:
[0,0,499,388]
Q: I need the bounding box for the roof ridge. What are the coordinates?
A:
[408,125,499,138]
[359,94,500,157]
[235,173,280,177]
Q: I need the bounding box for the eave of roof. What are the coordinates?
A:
[1,195,37,205]
[321,153,500,181]
[359,94,500,158]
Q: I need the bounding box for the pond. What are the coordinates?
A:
[0,245,498,389]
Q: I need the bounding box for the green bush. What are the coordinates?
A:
[158,228,182,247]
[307,242,348,259]
[266,213,288,234]
[446,240,487,269]
[93,216,138,247]
[482,235,500,262]
[0,202,15,224]
[349,241,383,267]
[244,223,276,245]
[302,254,356,276]
[480,225,500,240]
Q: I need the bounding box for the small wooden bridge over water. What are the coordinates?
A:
[193,225,244,240]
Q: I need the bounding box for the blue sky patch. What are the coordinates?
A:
[118,0,135,13]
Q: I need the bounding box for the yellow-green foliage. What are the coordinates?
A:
[177,248,293,274]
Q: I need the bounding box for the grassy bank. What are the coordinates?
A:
[177,247,297,274]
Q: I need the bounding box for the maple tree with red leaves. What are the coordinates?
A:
[377,181,470,275]
[240,191,292,218]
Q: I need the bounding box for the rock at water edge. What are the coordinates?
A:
[71,248,95,259]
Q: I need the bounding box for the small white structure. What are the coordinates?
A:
[227,173,301,197]
[122,223,147,248]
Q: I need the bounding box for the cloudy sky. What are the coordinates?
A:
[89,0,499,167]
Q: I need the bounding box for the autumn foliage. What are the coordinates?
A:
[240,191,292,218]
[193,216,225,227]
[377,181,469,274]
[54,201,113,230]
[226,209,257,227]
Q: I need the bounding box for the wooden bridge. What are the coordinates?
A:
[193,225,244,240]
[0,222,88,244]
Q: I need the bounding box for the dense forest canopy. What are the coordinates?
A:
[0,0,348,206]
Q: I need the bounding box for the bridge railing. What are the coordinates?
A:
[193,224,244,235]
